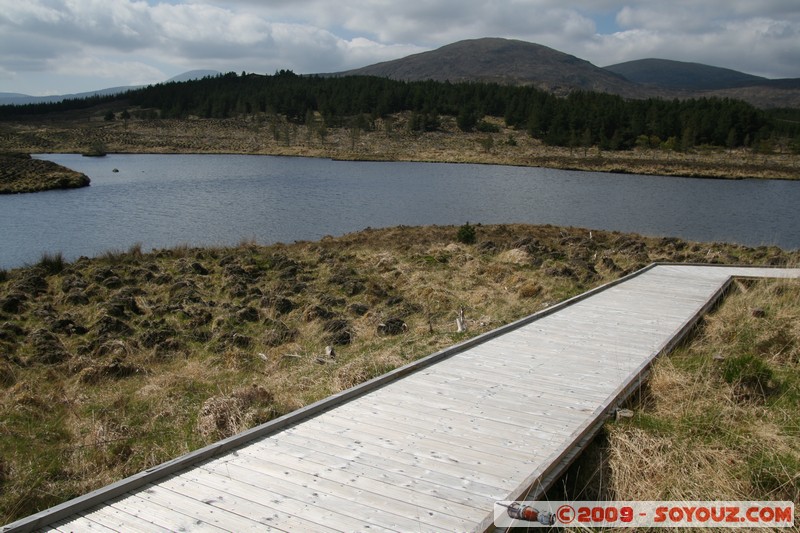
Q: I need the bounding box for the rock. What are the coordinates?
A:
[378,318,407,335]
[615,408,634,420]
[751,307,766,318]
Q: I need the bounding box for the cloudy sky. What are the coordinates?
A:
[2,0,799,96]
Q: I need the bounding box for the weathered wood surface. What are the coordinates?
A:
[5,265,799,533]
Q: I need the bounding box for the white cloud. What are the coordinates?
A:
[0,0,798,95]
[51,55,166,85]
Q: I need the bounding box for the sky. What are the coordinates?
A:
[1,0,799,96]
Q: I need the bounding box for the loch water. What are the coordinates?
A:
[0,153,798,269]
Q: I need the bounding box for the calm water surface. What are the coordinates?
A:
[0,154,797,269]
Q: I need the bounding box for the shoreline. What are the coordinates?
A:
[0,153,91,194]
[4,113,799,181]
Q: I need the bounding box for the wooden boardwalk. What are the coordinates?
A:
[5,264,799,533]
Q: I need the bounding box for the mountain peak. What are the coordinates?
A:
[340,37,638,95]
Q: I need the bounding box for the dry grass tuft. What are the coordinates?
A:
[1,225,798,523]
[602,279,800,511]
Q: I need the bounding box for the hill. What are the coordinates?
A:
[339,37,646,97]
[338,37,799,108]
[0,70,221,106]
[0,86,143,106]
[603,58,768,91]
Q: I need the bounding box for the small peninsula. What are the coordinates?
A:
[0,153,90,194]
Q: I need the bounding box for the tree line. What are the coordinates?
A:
[3,70,799,151]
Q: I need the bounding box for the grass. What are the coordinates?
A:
[2,112,799,180]
[1,224,799,524]
[548,277,800,530]
[0,154,90,194]
[35,251,66,275]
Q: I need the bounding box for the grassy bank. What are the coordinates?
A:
[3,112,799,180]
[0,153,90,194]
[1,224,798,524]
[548,277,800,530]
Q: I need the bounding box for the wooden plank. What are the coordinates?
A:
[372,378,603,426]
[340,390,571,449]
[108,496,227,533]
[411,361,622,399]
[332,387,580,441]
[134,484,269,532]
[10,265,800,533]
[192,461,454,532]
[73,506,170,533]
[215,449,486,526]
[158,469,353,533]
[243,437,492,511]
[332,401,554,459]
[273,430,507,499]
[285,422,518,489]
[395,367,587,405]
[318,409,546,468]
[47,516,115,533]
[297,415,531,480]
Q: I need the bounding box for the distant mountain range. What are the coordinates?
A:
[0,70,221,106]
[602,58,768,91]
[340,38,640,97]
[4,39,799,109]
[338,38,800,108]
